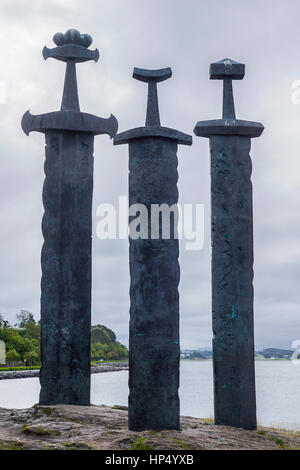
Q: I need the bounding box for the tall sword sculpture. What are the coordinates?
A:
[22,30,118,405]
[194,59,263,429]
[114,68,192,430]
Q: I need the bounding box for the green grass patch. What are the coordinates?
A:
[63,443,77,450]
[267,435,287,449]
[129,437,154,450]
[91,360,128,365]
[0,361,128,372]
[258,426,300,439]
[41,407,52,416]
[202,417,214,424]
[0,366,40,372]
[21,425,31,434]
[257,428,288,449]
[0,440,24,450]
[171,438,194,450]
[22,424,61,437]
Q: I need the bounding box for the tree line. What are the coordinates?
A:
[0,311,128,366]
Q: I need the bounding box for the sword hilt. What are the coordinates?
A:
[22,30,118,138]
[43,29,99,112]
[133,67,172,126]
[210,58,245,120]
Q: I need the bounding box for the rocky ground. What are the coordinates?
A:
[0,404,299,450]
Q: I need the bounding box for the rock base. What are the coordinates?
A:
[0,405,299,450]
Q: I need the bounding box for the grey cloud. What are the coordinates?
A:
[0,0,299,350]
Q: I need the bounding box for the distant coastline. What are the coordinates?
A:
[181,347,294,361]
[0,363,128,381]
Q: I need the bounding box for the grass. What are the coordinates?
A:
[91,360,128,365]
[22,424,61,437]
[40,407,52,416]
[257,425,300,450]
[202,416,214,424]
[258,426,300,438]
[63,442,77,450]
[21,425,31,434]
[171,438,194,450]
[0,366,40,372]
[0,440,24,450]
[129,437,154,450]
[63,442,99,451]
[0,360,128,372]
[257,431,287,449]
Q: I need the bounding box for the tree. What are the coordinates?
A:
[16,310,36,328]
[25,322,41,341]
[91,325,116,344]
[6,349,21,364]
[0,317,10,328]
[0,312,127,365]
[24,351,40,367]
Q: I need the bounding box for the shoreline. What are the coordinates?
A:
[0,363,128,381]
[0,358,292,380]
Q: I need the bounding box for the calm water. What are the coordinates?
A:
[0,360,299,430]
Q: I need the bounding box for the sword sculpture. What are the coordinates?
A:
[194,59,264,429]
[22,29,118,405]
[114,68,192,431]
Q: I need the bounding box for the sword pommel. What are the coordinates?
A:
[210,58,245,80]
[133,67,172,83]
[43,29,99,63]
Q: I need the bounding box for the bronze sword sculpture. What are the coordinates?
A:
[22,29,118,405]
[114,68,192,430]
[194,58,264,429]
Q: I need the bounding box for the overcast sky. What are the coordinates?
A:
[0,0,299,350]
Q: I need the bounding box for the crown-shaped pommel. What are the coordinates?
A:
[43,29,99,63]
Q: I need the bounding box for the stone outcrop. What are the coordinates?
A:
[0,404,298,450]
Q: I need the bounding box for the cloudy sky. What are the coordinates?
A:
[0,0,299,350]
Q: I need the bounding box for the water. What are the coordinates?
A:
[0,360,299,430]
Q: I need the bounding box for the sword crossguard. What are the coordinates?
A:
[210,58,245,120]
[133,67,172,126]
